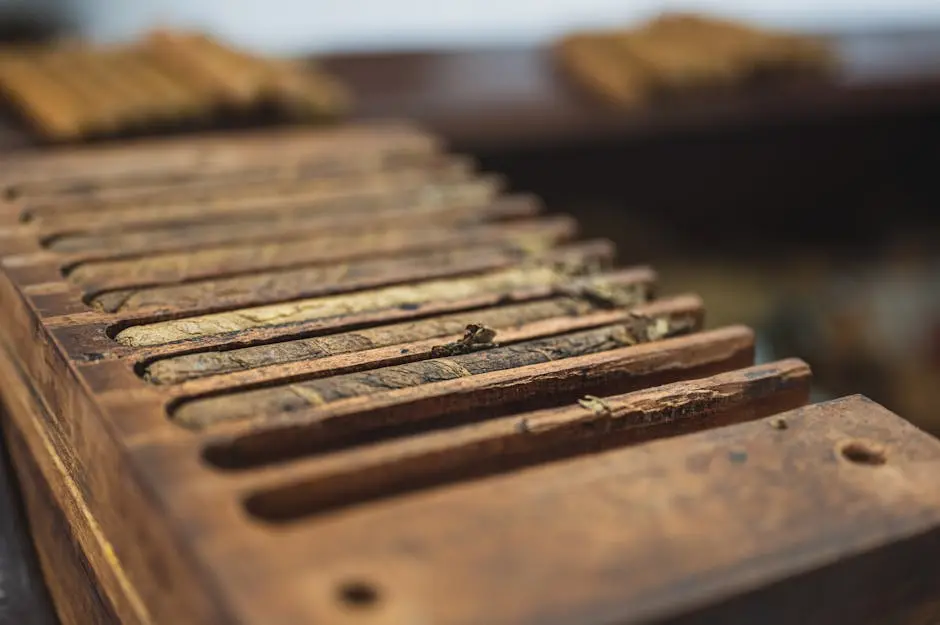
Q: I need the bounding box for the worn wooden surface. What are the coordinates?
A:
[210,395,940,625]
[1,123,938,625]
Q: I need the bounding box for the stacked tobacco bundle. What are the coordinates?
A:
[0,31,348,141]
[556,13,837,107]
[1,122,938,625]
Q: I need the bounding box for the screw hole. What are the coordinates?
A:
[338,581,380,609]
[840,441,886,466]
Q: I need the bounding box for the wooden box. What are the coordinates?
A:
[1,121,939,625]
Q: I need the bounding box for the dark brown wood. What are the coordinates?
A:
[0,121,437,192]
[18,195,541,258]
[2,407,117,625]
[0,122,936,625]
[236,358,811,522]
[199,395,940,625]
[169,311,707,429]
[65,216,577,294]
[142,292,695,386]
[14,153,474,218]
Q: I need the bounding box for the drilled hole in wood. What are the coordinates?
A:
[338,581,381,609]
[3,186,19,201]
[840,441,886,466]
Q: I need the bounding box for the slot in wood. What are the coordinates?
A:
[146,292,696,387]
[66,216,577,293]
[42,195,541,257]
[109,244,621,348]
[187,326,753,465]
[32,174,500,233]
[238,359,811,522]
[234,396,940,625]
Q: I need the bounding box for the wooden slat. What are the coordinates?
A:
[29,174,500,233]
[65,216,577,293]
[101,243,617,346]
[234,359,811,521]
[144,292,698,387]
[18,153,474,219]
[0,122,438,192]
[170,311,698,428]
[39,194,542,258]
[50,267,656,363]
[87,240,581,314]
[176,325,753,456]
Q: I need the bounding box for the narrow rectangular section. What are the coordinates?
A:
[36,176,501,233]
[236,359,810,521]
[44,195,540,256]
[88,242,561,313]
[145,294,699,386]
[65,217,576,293]
[188,326,754,465]
[172,312,694,428]
[113,250,628,348]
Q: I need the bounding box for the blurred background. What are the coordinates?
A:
[4,1,940,51]
[1,1,938,432]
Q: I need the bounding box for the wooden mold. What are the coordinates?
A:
[1,121,939,625]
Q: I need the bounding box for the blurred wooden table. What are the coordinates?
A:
[2,29,940,153]
[324,30,940,260]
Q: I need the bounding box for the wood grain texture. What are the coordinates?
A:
[3,122,935,625]
[66,216,576,295]
[1,210,566,286]
[0,343,148,625]
[235,359,811,521]
[40,195,541,257]
[31,175,501,233]
[111,246,619,348]
[2,408,122,625]
[51,268,655,365]
[203,396,940,625]
[171,313,697,428]
[182,326,754,465]
[18,154,472,220]
[143,292,694,386]
[0,122,437,192]
[87,240,572,314]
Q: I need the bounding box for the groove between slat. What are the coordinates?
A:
[170,305,697,428]
[235,359,811,523]
[148,294,701,388]
[108,243,620,346]
[65,217,577,293]
[44,195,541,257]
[180,325,755,465]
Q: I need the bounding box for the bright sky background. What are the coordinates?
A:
[18,0,940,53]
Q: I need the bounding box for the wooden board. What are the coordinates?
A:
[0,121,936,625]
